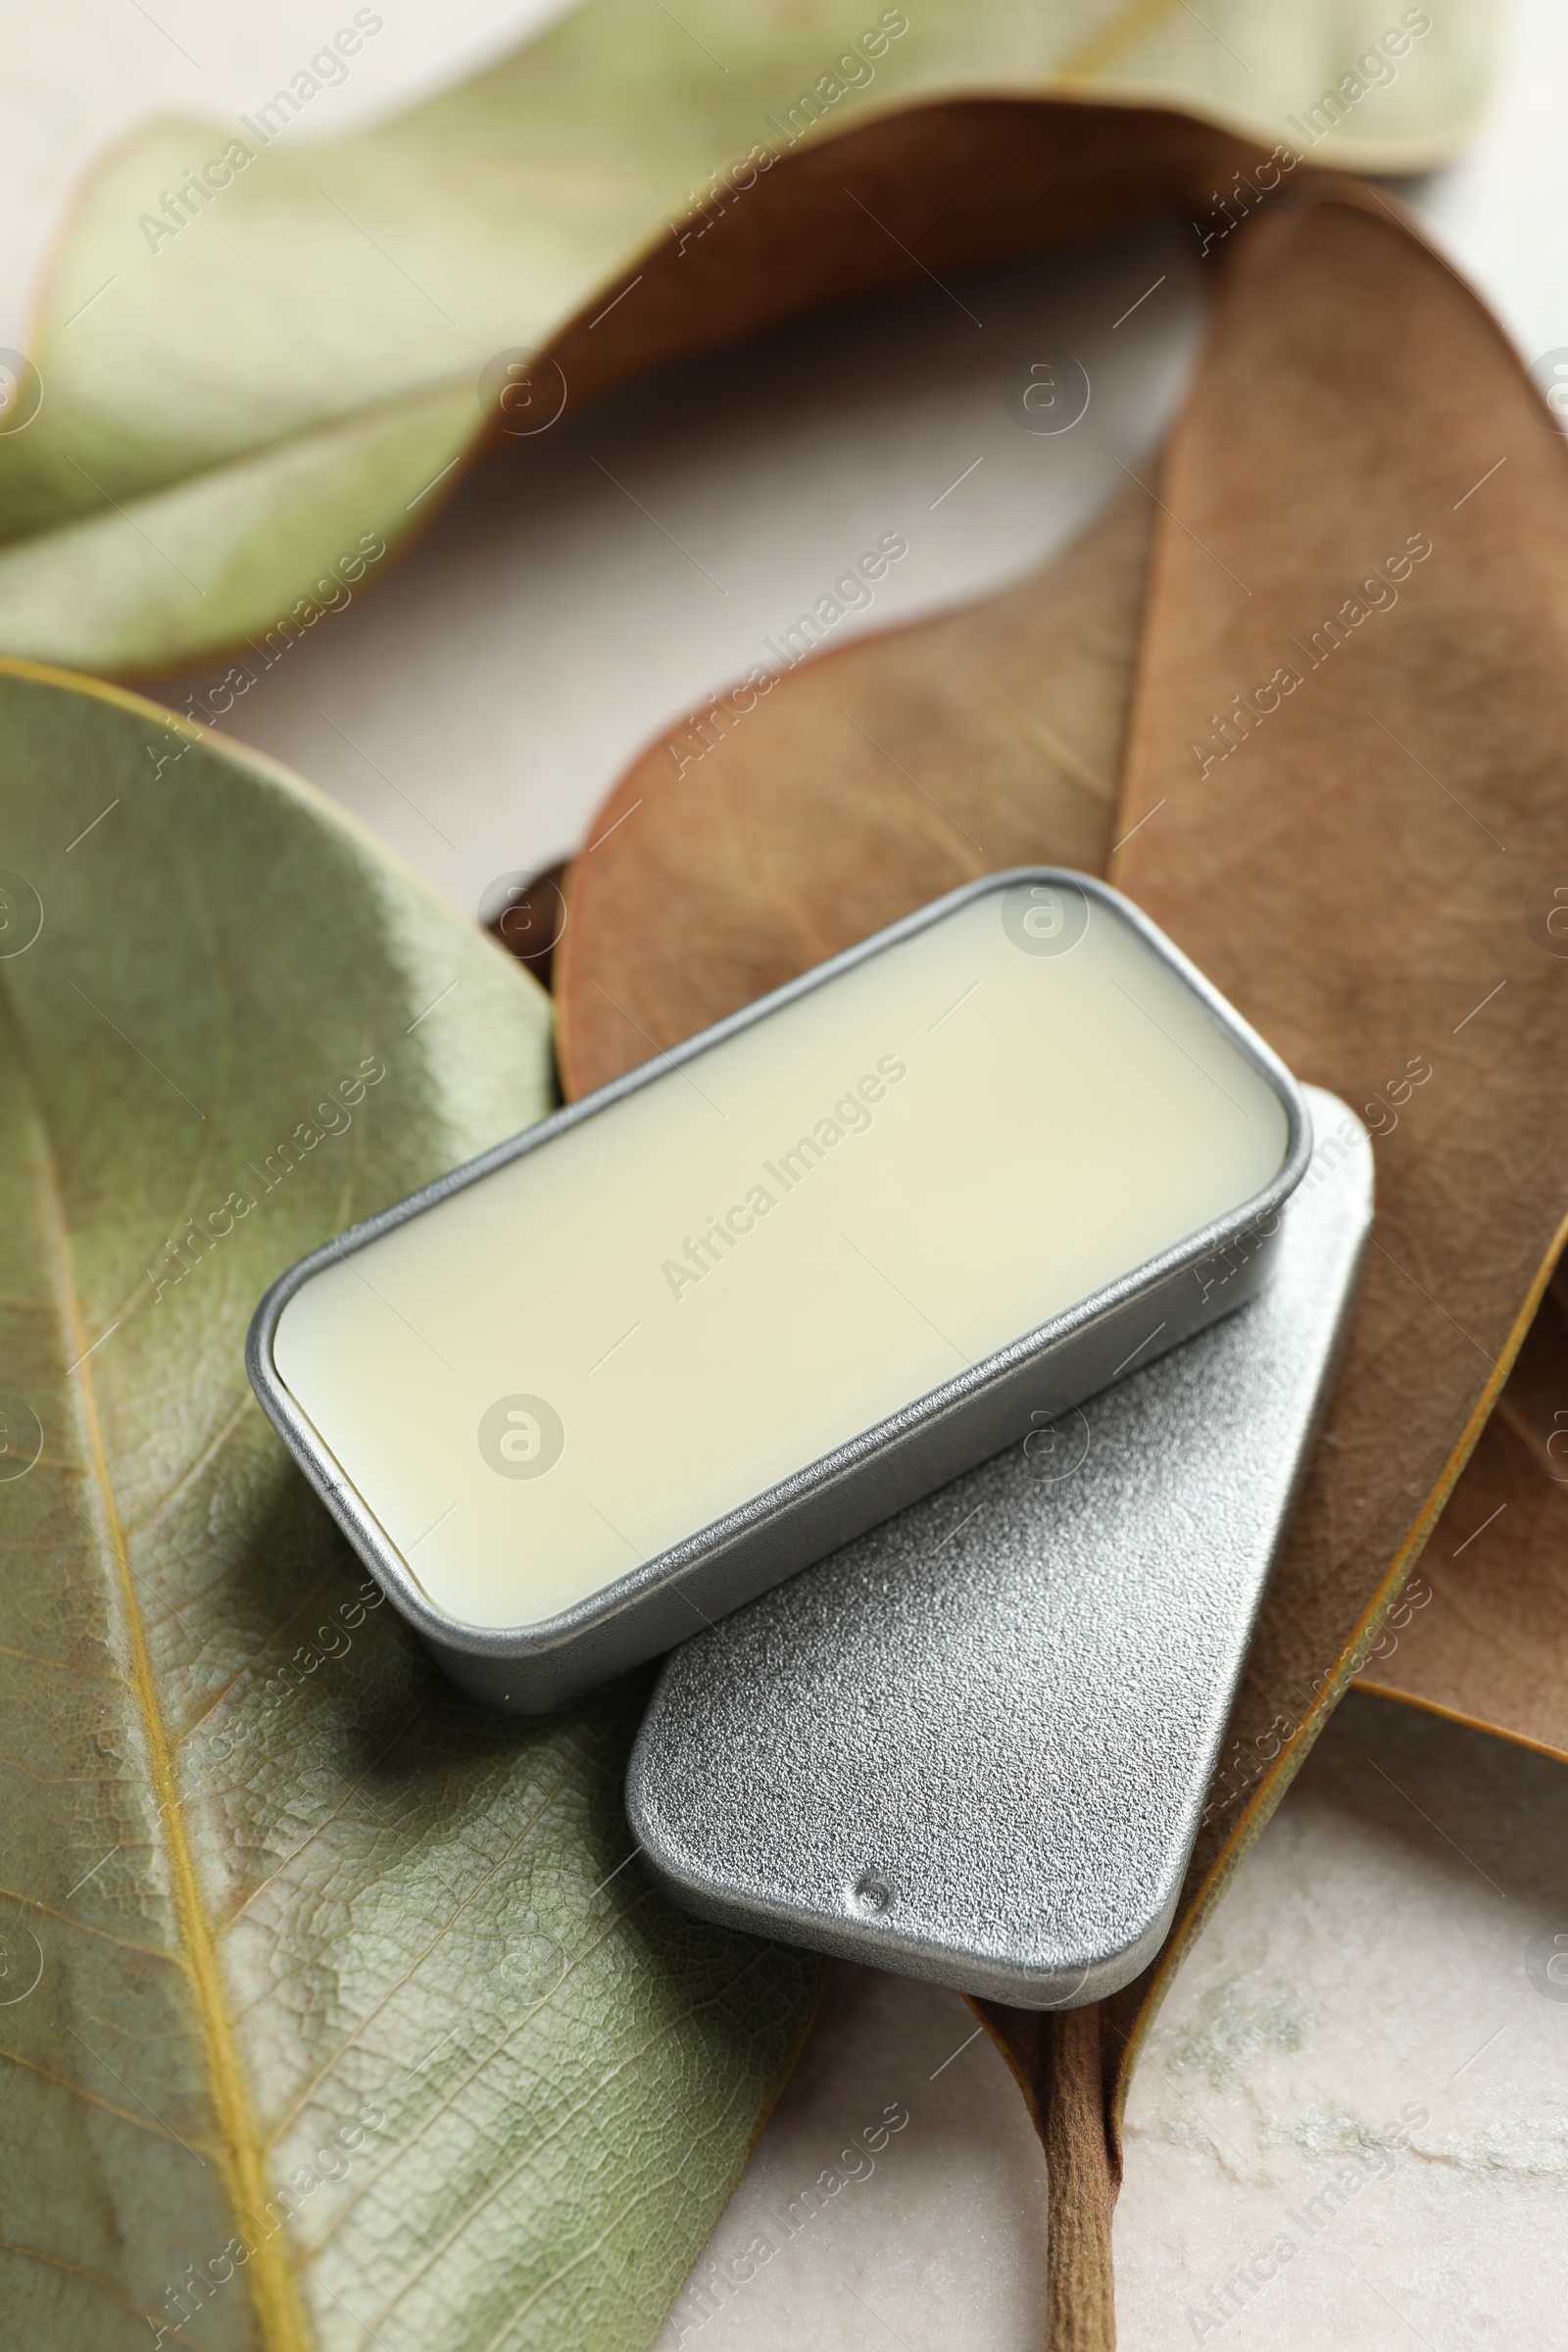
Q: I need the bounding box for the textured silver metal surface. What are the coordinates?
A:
[248,870,1308,1712]
[628,1089,1372,2007]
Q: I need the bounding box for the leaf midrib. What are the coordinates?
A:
[2,979,308,2352]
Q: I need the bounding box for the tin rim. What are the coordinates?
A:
[246,867,1310,1664]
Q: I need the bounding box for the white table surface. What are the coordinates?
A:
[5,5,1566,2345]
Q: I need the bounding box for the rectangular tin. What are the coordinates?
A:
[246,869,1310,1711]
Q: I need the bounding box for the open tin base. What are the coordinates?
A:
[249,869,1307,1711]
[627,1088,1372,2009]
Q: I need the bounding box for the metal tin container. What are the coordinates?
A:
[627,1090,1371,2005]
[247,870,1309,1712]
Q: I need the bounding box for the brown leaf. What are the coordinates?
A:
[1356,1257,1568,1761]
[551,101,1275,421]
[488,857,570,990]
[1036,179,1568,2345]
[556,481,1155,1094]
[559,177,1568,2348]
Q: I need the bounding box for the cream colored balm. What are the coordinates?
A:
[250,873,1308,1708]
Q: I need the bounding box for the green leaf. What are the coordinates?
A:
[0,661,822,2350]
[0,0,1494,675]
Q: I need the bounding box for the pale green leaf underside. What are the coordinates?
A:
[0,0,1494,673]
[0,663,822,2350]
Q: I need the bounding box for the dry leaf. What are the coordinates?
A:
[0,0,1497,675]
[1356,1257,1568,1762]
[561,181,1568,2346]
[1050,179,1568,2347]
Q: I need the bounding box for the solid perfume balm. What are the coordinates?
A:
[250,871,1308,1708]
